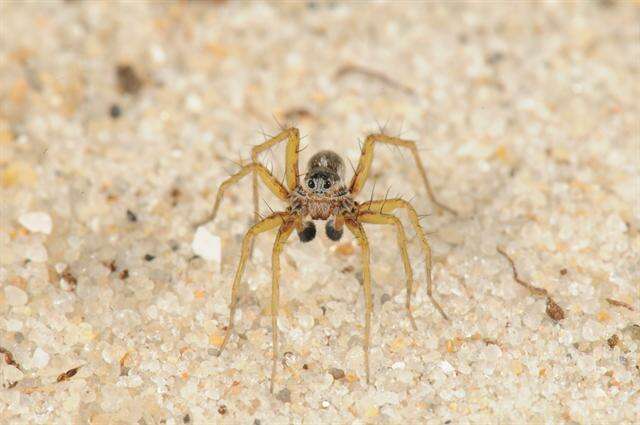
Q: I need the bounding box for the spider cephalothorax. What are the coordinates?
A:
[289,150,357,241]
[198,127,457,393]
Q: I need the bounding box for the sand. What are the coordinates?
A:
[1,1,639,424]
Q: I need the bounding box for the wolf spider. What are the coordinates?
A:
[200,127,457,392]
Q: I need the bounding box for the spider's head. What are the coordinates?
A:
[305,150,345,197]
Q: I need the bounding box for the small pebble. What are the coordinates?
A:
[32,347,50,369]
[109,104,121,119]
[439,360,455,375]
[192,227,221,262]
[185,93,203,113]
[126,210,137,222]
[546,298,565,321]
[392,361,405,370]
[276,388,291,403]
[116,64,143,94]
[18,211,52,234]
[298,314,314,330]
[4,365,23,383]
[24,242,48,262]
[5,286,28,306]
[329,367,345,380]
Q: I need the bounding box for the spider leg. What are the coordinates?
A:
[349,133,458,215]
[216,212,289,356]
[270,219,295,393]
[344,219,373,384]
[358,198,449,321]
[196,163,288,228]
[358,211,417,330]
[251,127,301,223]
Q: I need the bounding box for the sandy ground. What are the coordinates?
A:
[1,1,639,424]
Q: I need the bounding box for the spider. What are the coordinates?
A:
[199,127,457,392]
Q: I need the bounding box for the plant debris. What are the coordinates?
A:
[606,298,634,311]
[56,366,82,383]
[335,64,415,95]
[497,247,565,321]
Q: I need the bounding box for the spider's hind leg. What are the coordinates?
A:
[344,219,373,384]
[358,198,450,321]
[270,219,295,393]
[358,211,417,330]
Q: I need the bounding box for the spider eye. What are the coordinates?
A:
[324,180,331,189]
[307,179,315,189]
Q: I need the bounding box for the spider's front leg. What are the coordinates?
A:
[196,163,288,228]
[251,127,301,223]
[349,133,458,215]
[216,212,289,356]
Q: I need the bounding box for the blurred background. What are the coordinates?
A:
[1,1,638,424]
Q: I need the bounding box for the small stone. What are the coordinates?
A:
[109,104,122,119]
[185,93,203,113]
[5,286,28,306]
[276,388,291,403]
[625,324,640,341]
[1,162,37,188]
[24,242,47,262]
[329,367,345,380]
[546,298,565,321]
[126,210,137,222]
[391,361,405,370]
[364,405,379,418]
[18,211,52,234]
[582,320,602,342]
[298,314,314,330]
[607,334,619,349]
[335,242,355,256]
[439,360,455,375]
[6,319,23,331]
[192,227,221,262]
[32,347,50,369]
[116,64,143,94]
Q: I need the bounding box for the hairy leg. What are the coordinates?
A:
[270,220,295,393]
[216,212,289,356]
[349,133,457,215]
[358,198,449,321]
[345,219,373,384]
[358,211,417,330]
[196,163,289,227]
[251,127,301,223]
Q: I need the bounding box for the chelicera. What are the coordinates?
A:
[197,127,457,392]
